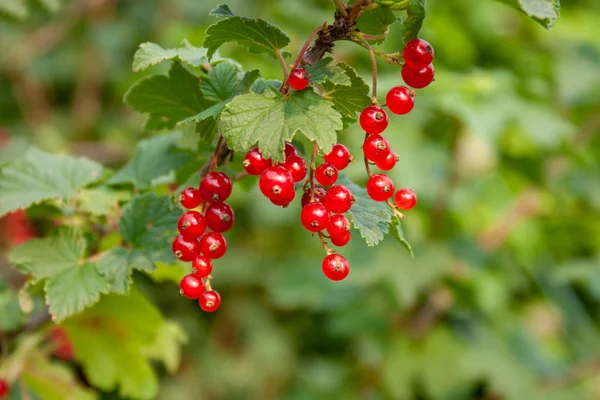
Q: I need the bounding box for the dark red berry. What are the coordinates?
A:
[322,254,349,281]
[0,379,8,398]
[199,232,227,259]
[199,172,232,203]
[323,185,353,214]
[288,67,310,91]
[192,256,213,278]
[327,214,351,237]
[394,188,417,210]
[301,187,326,208]
[172,235,200,262]
[180,274,205,299]
[315,163,338,186]
[243,148,272,175]
[179,187,202,209]
[177,211,207,238]
[284,142,299,159]
[375,151,398,171]
[330,230,351,247]
[48,326,74,361]
[360,105,388,135]
[363,135,391,163]
[282,155,308,182]
[199,290,221,312]
[205,202,235,233]
[324,144,352,171]
[300,203,330,233]
[259,166,295,202]
[366,174,395,202]
[401,63,435,89]
[403,38,434,70]
[270,188,296,207]
[386,86,415,115]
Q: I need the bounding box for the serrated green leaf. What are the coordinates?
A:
[209,3,234,17]
[251,78,282,94]
[143,320,188,374]
[95,247,133,294]
[132,40,209,72]
[390,215,415,258]
[355,6,397,43]
[201,62,241,102]
[220,88,342,162]
[305,57,351,86]
[0,147,103,217]
[77,188,129,216]
[321,63,371,119]
[495,0,560,28]
[401,0,426,43]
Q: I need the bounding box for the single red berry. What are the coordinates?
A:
[282,155,308,182]
[180,274,205,299]
[394,188,418,210]
[330,230,351,247]
[199,172,232,203]
[386,86,415,115]
[322,254,350,281]
[366,174,395,202]
[375,151,399,171]
[192,256,213,278]
[172,235,200,262]
[300,203,330,233]
[323,185,354,214]
[401,63,435,89]
[259,166,295,202]
[243,148,272,175]
[205,202,235,233]
[199,232,227,259]
[315,163,338,186]
[284,142,299,159]
[48,326,74,361]
[177,211,207,238]
[0,379,8,398]
[179,187,202,209]
[324,144,352,171]
[363,135,391,163]
[288,67,310,91]
[403,38,434,70]
[360,105,388,135]
[301,187,326,208]
[199,290,221,312]
[327,214,351,237]
[270,188,296,207]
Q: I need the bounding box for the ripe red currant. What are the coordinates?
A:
[403,38,434,70]
[375,151,399,171]
[199,290,221,312]
[199,232,227,259]
[394,188,417,210]
[315,163,338,186]
[363,135,391,163]
[179,187,202,209]
[192,255,213,278]
[324,144,352,171]
[282,155,308,182]
[172,235,200,262]
[330,230,351,247]
[270,188,296,207]
[386,86,415,115]
[199,172,233,203]
[301,187,326,208]
[366,174,395,202]
[322,254,350,281]
[401,63,435,89]
[360,105,388,135]
[243,148,272,175]
[180,274,205,299]
[323,185,354,214]
[326,214,351,237]
[301,203,330,232]
[288,67,310,91]
[177,211,207,239]
[205,202,235,233]
[259,166,295,202]
[285,142,299,159]
[0,379,8,398]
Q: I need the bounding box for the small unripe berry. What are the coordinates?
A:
[366,174,395,202]
[322,254,350,281]
[199,290,221,312]
[394,188,417,210]
[360,105,388,135]
[199,172,233,203]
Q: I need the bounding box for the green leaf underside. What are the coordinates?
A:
[220,88,342,162]
[304,57,351,86]
[0,147,103,217]
[209,3,234,17]
[355,6,398,42]
[401,0,426,43]
[132,40,209,72]
[391,215,415,258]
[495,0,560,28]
[321,63,371,119]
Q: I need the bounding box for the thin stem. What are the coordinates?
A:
[348,35,403,66]
[318,232,335,255]
[210,135,225,172]
[332,0,348,17]
[309,141,318,202]
[358,29,389,42]
[363,133,374,178]
[204,275,213,291]
[386,199,405,219]
[281,23,326,94]
[351,32,378,104]
[277,50,289,82]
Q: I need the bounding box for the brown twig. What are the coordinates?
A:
[277,50,289,82]
[332,0,349,17]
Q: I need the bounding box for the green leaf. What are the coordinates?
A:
[304,57,351,86]
[77,188,129,216]
[201,61,241,102]
[0,0,27,19]
[251,78,282,94]
[321,63,371,119]
[390,215,415,258]
[495,0,560,28]
[132,40,209,72]
[203,16,290,60]
[355,6,397,42]
[209,3,234,17]
[95,247,134,294]
[143,321,188,374]
[0,288,28,331]
[0,147,103,217]
[399,0,426,43]
[220,88,343,162]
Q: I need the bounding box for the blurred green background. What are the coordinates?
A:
[1,0,600,399]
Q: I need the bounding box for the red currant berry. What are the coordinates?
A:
[301,187,326,208]
[300,203,330,233]
[199,290,221,312]
[270,188,296,207]
[327,214,351,237]
[172,235,200,262]
[205,202,235,233]
[284,142,299,159]
[288,67,310,91]
[375,151,398,171]
[330,230,351,247]
[243,148,272,175]
[324,144,352,171]
[401,63,435,89]
[323,185,354,214]
[282,155,308,182]
[366,174,395,202]
[322,254,350,281]
[199,172,233,203]
[199,232,227,259]
[403,38,434,70]
[179,187,202,209]
[180,274,205,299]
[192,255,213,278]
[0,379,8,398]
[363,135,391,163]
[386,86,415,115]
[259,166,295,202]
[177,211,207,239]
[315,163,338,186]
[360,105,388,135]
[394,188,417,210]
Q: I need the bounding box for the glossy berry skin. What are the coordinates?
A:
[327,214,351,237]
[179,187,202,209]
[270,188,296,207]
[360,105,388,135]
[395,188,418,210]
[366,174,395,202]
[403,38,434,70]
[401,63,435,89]
[288,67,310,91]
[282,155,308,182]
[180,274,205,299]
[301,187,326,208]
[172,235,200,262]
[330,230,351,247]
[243,148,272,175]
[301,203,330,232]
[315,163,338,187]
[177,211,207,239]
[324,144,352,171]
[199,172,233,203]
[324,185,353,214]
[199,290,221,312]
[375,151,398,171]
[386,86,415,115]
[284,142,299,159]
[205,202,235,233]
[192,256,213,278]
[322,254,350,281]
[259,166,295,202]
[199,232,227,259]
[363,135,391,163]
[0,379,8,398]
